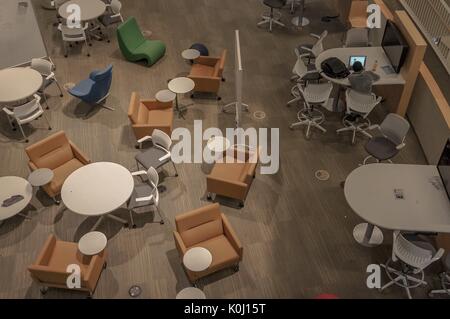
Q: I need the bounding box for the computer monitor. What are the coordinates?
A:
[438,139,450,200]
[382,20,409,73]
[349,56,367,69]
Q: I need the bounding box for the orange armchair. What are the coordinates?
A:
[128,91,173,141]
[348,0,368,28]
[188,50,227,100]
[206,147,259,207]
[173,203,243,284]
[28,234,107,297]
[25,131,91,204]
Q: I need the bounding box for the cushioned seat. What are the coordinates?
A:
[365,136,399,161]
[135,147,170,170]
[190,64,215,77]
[25,131,91,202]
[173,203,243,284]
[117,17,166,66]
[264,0,286,9]
[128,92,173,141]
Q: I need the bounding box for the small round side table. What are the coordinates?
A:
[183,247,212,272]
[155,89,176,103]
[78,231,107,256]
[182,49,200,63]
[28,168,54,187]
[207,136,231,153]
[168,77,195,119]
[176,287,206,299]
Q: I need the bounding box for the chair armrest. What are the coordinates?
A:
[132,170,147,177]
[300,46,313,53]
[84,251,106,292]
[221,214,243,258]
[188,75,221,93]
[45,72,55,81]
[195,56,220,67]
[141,100,173,110]
[396,143,406,150]
[28,161,38,172]
[173,231,188,257]
[70,141,91,165]
[2,107,13,116]
[367,124,381,131]
[137,135,152,144]
[206,175,248,201]
[136,194,153,203]
[310,33,321,39]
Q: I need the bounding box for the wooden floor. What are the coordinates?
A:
[0,0,439,299]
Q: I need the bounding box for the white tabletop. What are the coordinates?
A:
[28,168,54,187]
[168,77,195,94]
[345,164,450,233]
[183,247,213,272]
[207,136,231,153]
[0,176,33,221]
[182,49,201,60]
[316,47,406,87]
[155,89,176,103]
[61,162,134,216]
[78,231,107,256]
[59,0,106,21]
[0,68,43,103]
[176,287,206,299]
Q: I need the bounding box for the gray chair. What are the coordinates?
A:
[296,30,328,64]
[128,167,164,228]
[97,0,124,43]
[344,28,370,48]
[257,0,288,32]
[31,58,64,109]
[363,113,410,165]
[135,129,178,177]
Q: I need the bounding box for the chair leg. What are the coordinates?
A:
[171,161,179,177]
[17,122,28,143]
[42,93,50,110]
[128,210,136,229]
[155,206,165,225]
[54,79,64,97]
[42,113,52,130]
[85,38,90,57]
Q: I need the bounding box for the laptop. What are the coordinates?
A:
[349,55,367,69]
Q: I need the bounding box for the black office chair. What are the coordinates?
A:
[257,0,288,32]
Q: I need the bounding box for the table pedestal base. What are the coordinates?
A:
[91,214,128,231]
[353,223,384,247]
[292,16,310,28]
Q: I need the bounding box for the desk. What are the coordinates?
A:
[316,47,406,87]
[0,0,48,69]
[59,0,106,21]
[61,162,134,230]
[345,164,450,247]
[0,176,33,223]
[0,68,43,104]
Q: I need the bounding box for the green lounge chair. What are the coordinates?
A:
[117,17,166,66]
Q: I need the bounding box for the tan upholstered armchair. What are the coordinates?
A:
[173,203,243,284]
[28,234,107,297]
[348,0,368,28]
[128,91,173,142]
[206,147,258,207]
[25,131,90,204]
[188,50,227,100]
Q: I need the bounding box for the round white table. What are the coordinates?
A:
[207,136,231,153]
[78,231,107,256]
[0,68,43,104]
[182,49,201,61]
[28,169,54,187]
[176,287,206,299]
[61,162,134,230]
[155,89,176,103]
[0,176,33,222]
[59,0,106,21]
[168,77,195,119]
[183,247,213,272]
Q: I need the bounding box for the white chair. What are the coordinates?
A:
[97,0,124,42]
[297,30,328,64]
[2,95,52,143]
[380,231,444,299]
[289,82,333,139]
[288,48,322,106]
[128,167,164,228]
[30,58,64,109]
[51,0,70,26]
[336,89,382,145]
[135,129,178,178]
[58,23,91,58]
